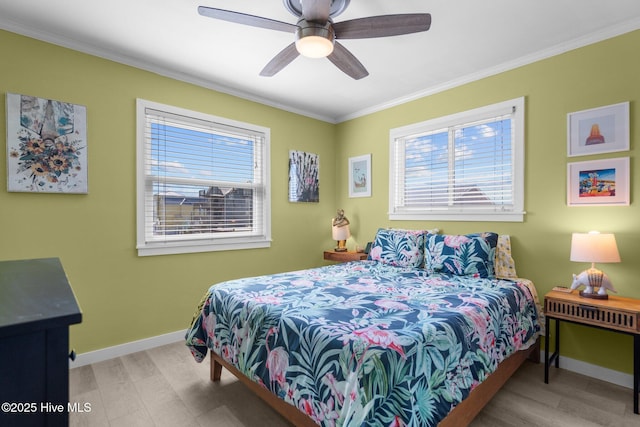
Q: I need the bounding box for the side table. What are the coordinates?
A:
[323,250,367,262]
[544,289,640,414]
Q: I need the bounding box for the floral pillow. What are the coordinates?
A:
[495,234,518,279]
[424,232,499,278]
[368,228,427,268]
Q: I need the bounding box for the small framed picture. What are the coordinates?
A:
[348,154,371,198]
[567,102,629,157]
[567,157,629,206]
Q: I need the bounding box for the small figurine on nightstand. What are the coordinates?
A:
[331,209,350,252]
[570,269,616,299]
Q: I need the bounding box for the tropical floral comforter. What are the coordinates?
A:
[186,261,540,426]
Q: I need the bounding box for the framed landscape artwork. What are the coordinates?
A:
[6,93,88,193]
[567,102,629,157]
[567,157,629,206]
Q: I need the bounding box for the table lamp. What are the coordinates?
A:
[570,231,620,299]
[331,209,350,252]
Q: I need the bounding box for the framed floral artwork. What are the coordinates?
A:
[348,154,371,198]
[567,102,629,157]
[6,93,88,193]
[288,150,319,202]
[567,157,629,206]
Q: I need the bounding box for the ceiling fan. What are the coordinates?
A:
[198,0,431,80]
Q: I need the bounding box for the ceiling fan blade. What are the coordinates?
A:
[334,13,431,39]
[260,43,300,77]
[327,42,368,80]
[198,6,297,33]
[301,0,331,23]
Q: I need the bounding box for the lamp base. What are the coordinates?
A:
[334,239,347,252]
[572,266,616,300]
[579,290,609,300]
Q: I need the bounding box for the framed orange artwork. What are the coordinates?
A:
[567,102,629,157]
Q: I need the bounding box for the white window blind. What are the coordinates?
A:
[136,99,270,256]
[389,97,524,222]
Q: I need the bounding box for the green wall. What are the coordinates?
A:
[1,27,639,376]
[0,30,337,353]
[336,30,640,374]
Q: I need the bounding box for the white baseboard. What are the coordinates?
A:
[70,330,186,368]
[539,350,633,390]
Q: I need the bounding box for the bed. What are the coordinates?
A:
[186,230,542,426]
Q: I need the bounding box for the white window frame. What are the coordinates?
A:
[389,97,525,222]
[136,99,271,256]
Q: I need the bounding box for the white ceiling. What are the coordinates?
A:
[1,1,640,123]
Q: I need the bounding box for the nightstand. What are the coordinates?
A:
[323,250,368,262]
[544,289,640,414]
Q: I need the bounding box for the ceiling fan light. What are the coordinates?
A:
[296,36,334,58]
[295,21,335,58]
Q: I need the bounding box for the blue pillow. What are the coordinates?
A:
[367,228,427,268]
[424,232,499,278]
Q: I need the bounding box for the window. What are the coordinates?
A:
[136,99,270,256]
[389,97,524,222]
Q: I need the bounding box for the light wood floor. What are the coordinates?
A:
[69,341,639,426]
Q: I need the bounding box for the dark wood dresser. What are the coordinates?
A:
[0,258,82,426]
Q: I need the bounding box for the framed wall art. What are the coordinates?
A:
[567,157,629,206]
[6,93,88,193]
[567,102,629,157]
[288,150,319,202]
[348,154,371,198]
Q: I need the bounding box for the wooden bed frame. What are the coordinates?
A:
[209,338,540,426]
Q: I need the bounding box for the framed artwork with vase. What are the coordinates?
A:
[348,153,371,198]
[6,93,88,194]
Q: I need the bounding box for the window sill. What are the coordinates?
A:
[137,239,271,256]
[389,211,525,222]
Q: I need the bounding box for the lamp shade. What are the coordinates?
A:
[570,231,621,263]
[332,224,350,241]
